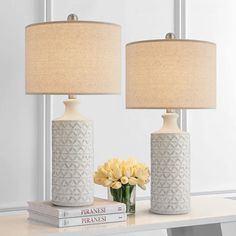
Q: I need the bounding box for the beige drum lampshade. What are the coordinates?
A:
[126,39,216,109]
[26,21,121,94]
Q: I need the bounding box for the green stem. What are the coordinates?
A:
[110,184,135,214]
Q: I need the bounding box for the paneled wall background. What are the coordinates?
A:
[0,0,44,211]
[187,0,236,192]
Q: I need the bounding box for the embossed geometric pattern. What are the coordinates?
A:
[52,120,93,206]
[151,133,190,214]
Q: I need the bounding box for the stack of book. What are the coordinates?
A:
[28,197,127,228]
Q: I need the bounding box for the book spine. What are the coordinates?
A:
[60,213,127,227]
[62,204,126,218]
[28,202,126,218]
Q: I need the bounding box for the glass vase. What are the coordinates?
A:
[108,184,136,215]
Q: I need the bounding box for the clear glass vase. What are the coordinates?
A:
[108,184,136,215]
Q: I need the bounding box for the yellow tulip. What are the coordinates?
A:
[134,168,143,178]
[121,176,129,184]
[109,173,118,182]
[104,162,110,170]
[137,178,145,185]
[113,167,122,179]
[100,167,109,177]
[123,166,131,178]
[128,177,138,185]
[94,157,150,190]
[94,172,106,179]
[111,181,122,189]
[103,178,113,187]
[94,176,106,185]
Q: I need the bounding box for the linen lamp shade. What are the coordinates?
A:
[126,39,216,109]
[26,21,121,94]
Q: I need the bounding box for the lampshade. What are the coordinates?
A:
[126,39,216,109]
[26,21,121,94]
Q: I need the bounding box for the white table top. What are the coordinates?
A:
[1,195,236,236]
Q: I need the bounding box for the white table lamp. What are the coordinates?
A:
[25,14,121,206]
[126,33,216,214]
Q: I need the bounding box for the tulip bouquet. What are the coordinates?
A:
[94,158,150,214]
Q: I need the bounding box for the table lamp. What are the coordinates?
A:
[25,14,121,206]
[126,33,216,214]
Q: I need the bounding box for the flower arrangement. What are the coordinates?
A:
[94,158,150,214]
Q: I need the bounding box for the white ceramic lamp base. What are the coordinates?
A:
[52,98,94,206]
[150,111,190,214]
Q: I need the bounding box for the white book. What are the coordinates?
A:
[28,197,126,218]
[28,210,127,228]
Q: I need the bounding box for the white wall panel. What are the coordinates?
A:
[187,0,236,192]
[52,0,174,199]
[0,0,44,209]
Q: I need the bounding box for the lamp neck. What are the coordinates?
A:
[56,96,87,120]
[64,99,80,115]
[158,109,181,133]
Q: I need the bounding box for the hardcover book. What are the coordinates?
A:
[28,210,127,227]
[27,197,126,218]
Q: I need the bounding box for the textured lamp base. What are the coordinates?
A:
[151,133,190,214]
[52,120,93,207]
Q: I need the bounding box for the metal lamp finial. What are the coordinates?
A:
[67,13,78,21]
[165,32,176,40]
